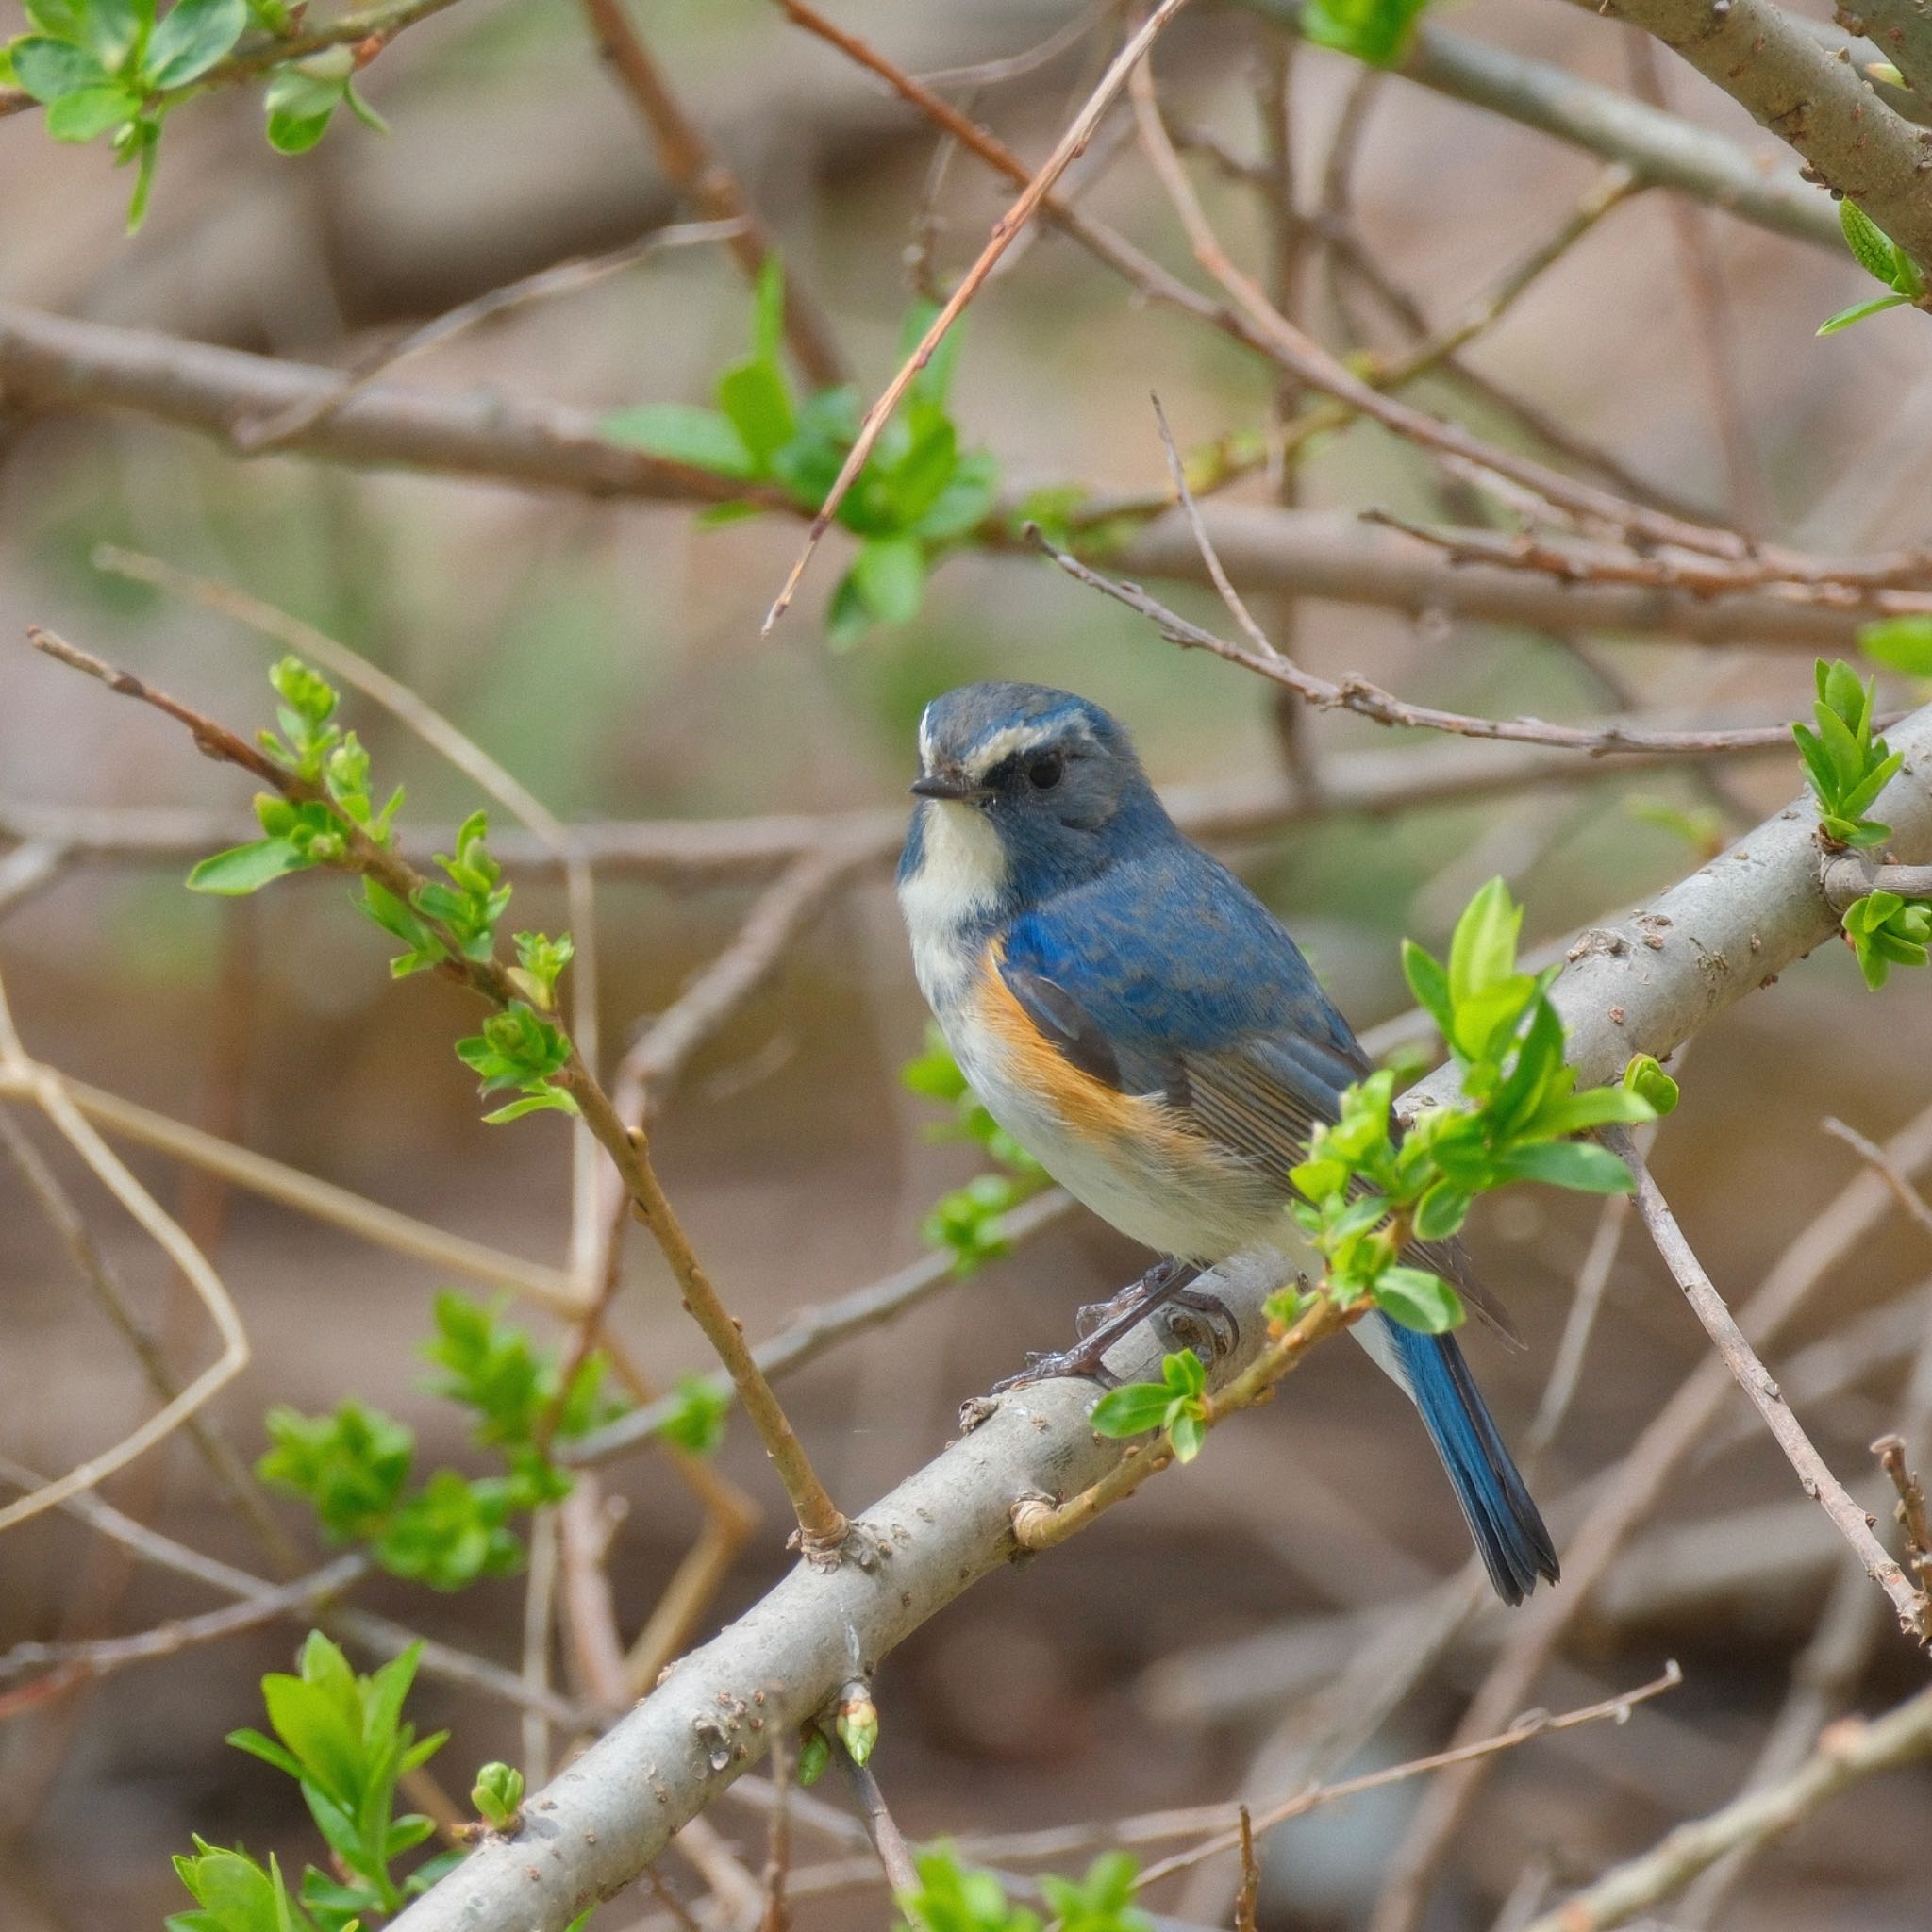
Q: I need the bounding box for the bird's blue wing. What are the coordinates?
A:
[1000,841,1515,1337]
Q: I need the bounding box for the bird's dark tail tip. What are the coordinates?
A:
[1401,1327,1559,1607]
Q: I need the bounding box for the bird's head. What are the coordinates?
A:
[903,683,1161,903]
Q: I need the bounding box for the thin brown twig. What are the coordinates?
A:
[1607,1124,1932,1642]
[0,1108,294,1564]
[1027,522,1855,757]
[1232,1807,1259,1932]
[581,0,845,390]
[841,1756,919,1897]
[1011,1293,1358,1552]
[1873,1434,1932,1596]
[1360,509,1932,605]
[758,1735,795,1932]
[0,1554,370,1710]
[763,0,1197,630]
[28,626,849,1557]
[1132,1662,1683,1892]
[1519,1680,1932,1932]
[89,546,609,1285]
[229,221,746,452]
[1123,47,1825,569]
[1367,1099,1932,1932]
[1822,1116,1932,1241]
[0,1456,593,1727]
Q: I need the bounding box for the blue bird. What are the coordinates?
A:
[896,681,1558,1605]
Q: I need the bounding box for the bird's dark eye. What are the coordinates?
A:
[1026,752,1063,791]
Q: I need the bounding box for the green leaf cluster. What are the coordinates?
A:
[902,1027,1048,1272]
[468,1762,524,1834]
[1090,1346,1209,1462]
[603,265,998,644]
[6,0,383,231]
[1794,658,1905,848]
[215,1634,454,1927]
[1795,658,1931,989]
[190,660,403,895]
[186,659,583,1124]
[1820,200,1926,335]
[1843,889,1932,989]
[1286,879,1656,1331]
[8,0,244,227]
[898,1847,1151,1932]
[258,1294,625,1589]
[1301,0,1433,67]
[168,1630,560,1932]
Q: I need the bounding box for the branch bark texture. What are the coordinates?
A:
[1590,0,1932,271]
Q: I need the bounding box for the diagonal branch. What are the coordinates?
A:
[1606,1125,1932,1639]
[1586,0,1932,277]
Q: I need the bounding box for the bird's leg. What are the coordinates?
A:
[987,1257,1225,1395]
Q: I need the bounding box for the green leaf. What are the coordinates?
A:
[601,401,757,478]
[471,1762,524,1831]
[25,0,89,36]
[263,63,344,153]
[1411,1178,1471,1241]
[750,254,786,363]
[1446,876,1522,1014]
[187,836,309,894]
[1169,1410,1205,1462]
[144,0,245,87]
[1860,615,1932,678]
[481,1089,578,1124]
[1400,937,1454,1038]
[1622,1054,1680,1116]
[851,535,926,626]
[45,81,141,137]
[655,1374,731,1456]
[1497,1140,1635,1194]
[11,34,109,98]
[82,0,150,75]
[1089,1381,1179,1438]
[1818,292,1913,336]
[1840,197,1904,284]
[1301,0,1432,67]
[1372,1267,1464,1334]
[715,358,795,467]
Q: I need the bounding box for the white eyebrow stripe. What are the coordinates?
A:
[966,717,1083,776]
[917,704,938,769]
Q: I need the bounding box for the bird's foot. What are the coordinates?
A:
[1158,1284,1241,1364]
[972,1257,1231,1421]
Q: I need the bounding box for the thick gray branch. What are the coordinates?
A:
[1589,0,1932,271]
[0,306,1883,649]
[1233,0,1840,249]
[0,304,758,510]
[391,707,1932,1932]
[1845,0,1932,107]
[1405,702,1932,1115]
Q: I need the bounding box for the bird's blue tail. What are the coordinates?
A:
[1380,1317,1558,1606]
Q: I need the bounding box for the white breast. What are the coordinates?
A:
[897,799,1008,1009]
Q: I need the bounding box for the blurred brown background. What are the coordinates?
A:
[3,1,1931,1927]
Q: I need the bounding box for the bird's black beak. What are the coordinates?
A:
[910,772,980,802]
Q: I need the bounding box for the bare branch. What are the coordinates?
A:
[1520,1681,1932,1932]
[579,0,845,389]
[1607,1124,1931,1640]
